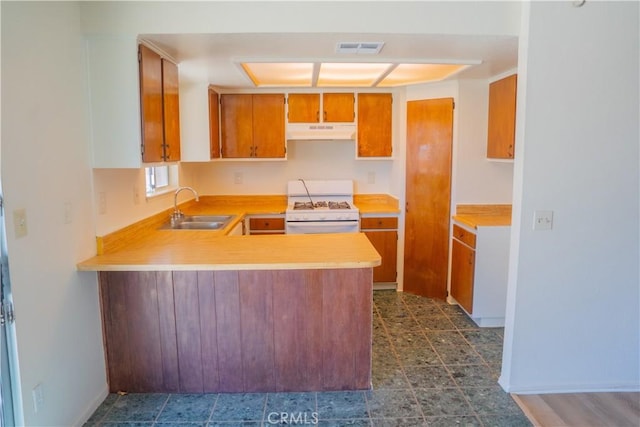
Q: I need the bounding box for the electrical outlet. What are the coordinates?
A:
[32,383,44,413]
[533,210,553,231]
[234,172,243,184]
[98,192,107,214]
[133,185,141,205]
[64,202,73,224]
[13,209,27,238]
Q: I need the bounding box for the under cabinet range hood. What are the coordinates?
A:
[286,123,356,141]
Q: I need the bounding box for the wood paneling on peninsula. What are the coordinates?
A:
[99,268,372,393]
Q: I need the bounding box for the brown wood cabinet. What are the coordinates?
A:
[248,216,285,235]
[208,87,220,158]
[322,93,354,122]
[287,93,354,123]
[98,269,372,393]
[361,216,398,283]
[139,44,181,162]
[450,224,477,314]
[357,93,392,157]
[487,74,517,159]
[221,93,285,158]
[287,93,320,123]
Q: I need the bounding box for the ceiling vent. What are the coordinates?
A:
[336,42,385,55]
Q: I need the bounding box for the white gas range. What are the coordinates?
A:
[285,180,360,234]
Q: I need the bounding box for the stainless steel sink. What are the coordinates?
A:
[161,214,235,230]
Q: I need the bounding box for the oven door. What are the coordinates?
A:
[286,220,360,234]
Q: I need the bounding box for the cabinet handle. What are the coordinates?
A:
[405,202,409,213]
[316,111,319,122]
[323,111,327,121]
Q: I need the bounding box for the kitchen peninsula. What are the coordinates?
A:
[77,197,381,394]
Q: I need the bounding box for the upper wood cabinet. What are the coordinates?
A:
[139,44,181,163]
[161,58,181,162]
[220,93,285,158]
[487,74,517,159]
[323,93,354,122]
[287,93,320,123]
[208,87,220,158]
[287,93,355,123]
[357,93,392,157]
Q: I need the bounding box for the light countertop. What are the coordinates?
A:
[78,194,395,272]
[452,204,512,229]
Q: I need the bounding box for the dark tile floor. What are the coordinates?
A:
[85,291,531,426]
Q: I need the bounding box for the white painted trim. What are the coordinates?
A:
[71,385,108,427]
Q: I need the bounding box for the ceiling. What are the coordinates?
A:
[141,32,518,89]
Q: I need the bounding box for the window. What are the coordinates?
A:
[145,165,178,197]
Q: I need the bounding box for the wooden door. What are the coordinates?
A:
[139,44,164,163]
[403,98,454,299]
[487,74,517,159]
[162,58,180,161]
[220,94,253,158]
[357,93,392,157]
[208,88,220,158]
[450,239,475,313]
[253,94,285,158]
[323,93,354,122]
[288,93,319,122]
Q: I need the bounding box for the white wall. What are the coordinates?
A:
[1,2,107,425]
[501,1,639,393]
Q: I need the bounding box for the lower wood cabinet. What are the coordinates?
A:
[248,216,285,235]
[98,269,372,393]
[449,223,510,327]
[361,216,398,284]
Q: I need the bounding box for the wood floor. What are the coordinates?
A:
[513,392,640,427]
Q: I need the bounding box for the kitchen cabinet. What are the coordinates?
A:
[248,216,285,235]
[361,216,397,286]
[220,94,285,158]
[323,93,354,122]
[357,93,392,157]
[449,222,510,327]
[208,87,220,158]
[487,74,517,159]
[139,44,181,163]
[287,93,320,123]
[286,93,354,123]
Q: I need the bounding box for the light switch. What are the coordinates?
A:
[234,172,243,184]
[533,210,553,231]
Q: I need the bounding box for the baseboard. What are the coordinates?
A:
[72,384,109,427]
[499,378,640,394]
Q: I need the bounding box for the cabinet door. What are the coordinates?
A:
[288,93,319,123]
[162,59,181,161]
[323,93,354,122]
[221,94,254,158]
[450,239,475,314]
[208,88,220,158]
[252,94,285,158]
[364,230,398,283]
[487,74,517,159]
[139,44,164,163]
[357,93,392,157]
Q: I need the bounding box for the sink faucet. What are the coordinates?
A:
[171,186,199,222]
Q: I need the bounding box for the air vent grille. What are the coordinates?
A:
[336,42,385,55]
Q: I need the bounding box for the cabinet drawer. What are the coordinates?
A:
[361,217,398,230]
[452,224,476,248]
[249,217,285,231]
